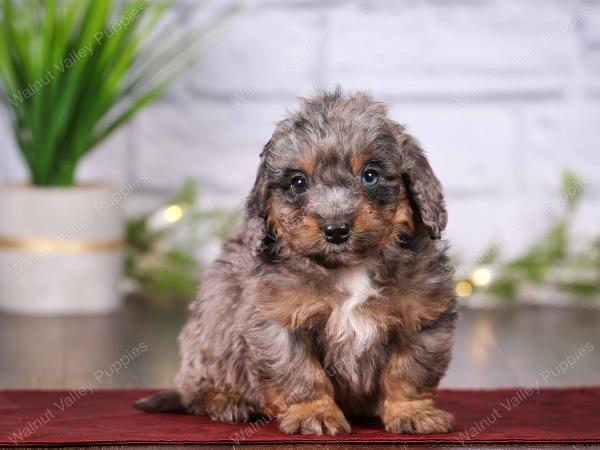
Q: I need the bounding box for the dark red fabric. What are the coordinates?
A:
[1,388,599,446]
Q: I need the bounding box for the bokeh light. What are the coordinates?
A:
[163,204,184,223]
[455,280,474,297]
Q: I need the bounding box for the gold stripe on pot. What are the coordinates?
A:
[0,236,125,254]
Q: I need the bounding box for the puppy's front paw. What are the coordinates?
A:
[277,396,351,435]
[382,399,453,434]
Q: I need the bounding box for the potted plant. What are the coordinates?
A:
[0,0,224,314]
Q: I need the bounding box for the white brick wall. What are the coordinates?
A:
[326,1,578,99]
[1,0,599,259]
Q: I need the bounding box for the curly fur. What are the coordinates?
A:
[135,88,457,436]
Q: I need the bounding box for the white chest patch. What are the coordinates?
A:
[325,267,380,355]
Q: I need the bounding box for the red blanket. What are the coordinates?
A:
[1,388,599,446]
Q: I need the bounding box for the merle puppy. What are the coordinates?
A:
[136,89,456,436]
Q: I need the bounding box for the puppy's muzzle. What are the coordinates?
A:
[322,223,351,245]
[312,185,356,245]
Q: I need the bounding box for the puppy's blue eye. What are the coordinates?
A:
[362,169,379,187]
[291,175,308,194]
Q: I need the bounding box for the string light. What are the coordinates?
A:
[471,267,492,287]
[455,280,473,297]
[163,204,184,223]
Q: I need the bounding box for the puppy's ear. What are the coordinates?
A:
[397,131,447,240]
[246,141,278,255]
[246,142,270,220]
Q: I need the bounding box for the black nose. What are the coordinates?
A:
[322,223,351,244]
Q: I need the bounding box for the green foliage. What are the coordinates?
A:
[477,243,501,265]
[125,180,239,308]
[0,0,229,186]
[487,277,518,302]
[505,221,569,283]
[562,170,585,213]
[460,171,600,303]
[559,281,600,298]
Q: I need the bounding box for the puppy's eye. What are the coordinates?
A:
[362,168,379,187]
[290,175,308,194]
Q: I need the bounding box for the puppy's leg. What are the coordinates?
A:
[379,315,455,434]
[176,375,258,423]
[202,391,258,423]
[176,384,258,423]
[248,325,350,435]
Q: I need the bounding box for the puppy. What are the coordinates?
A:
[135,89,457,435]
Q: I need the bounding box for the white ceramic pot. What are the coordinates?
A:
[0,185,124,315]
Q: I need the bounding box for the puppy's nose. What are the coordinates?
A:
[322,223,351,244]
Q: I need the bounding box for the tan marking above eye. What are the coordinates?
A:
[351,152,370,176]
[298,154,316,177]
